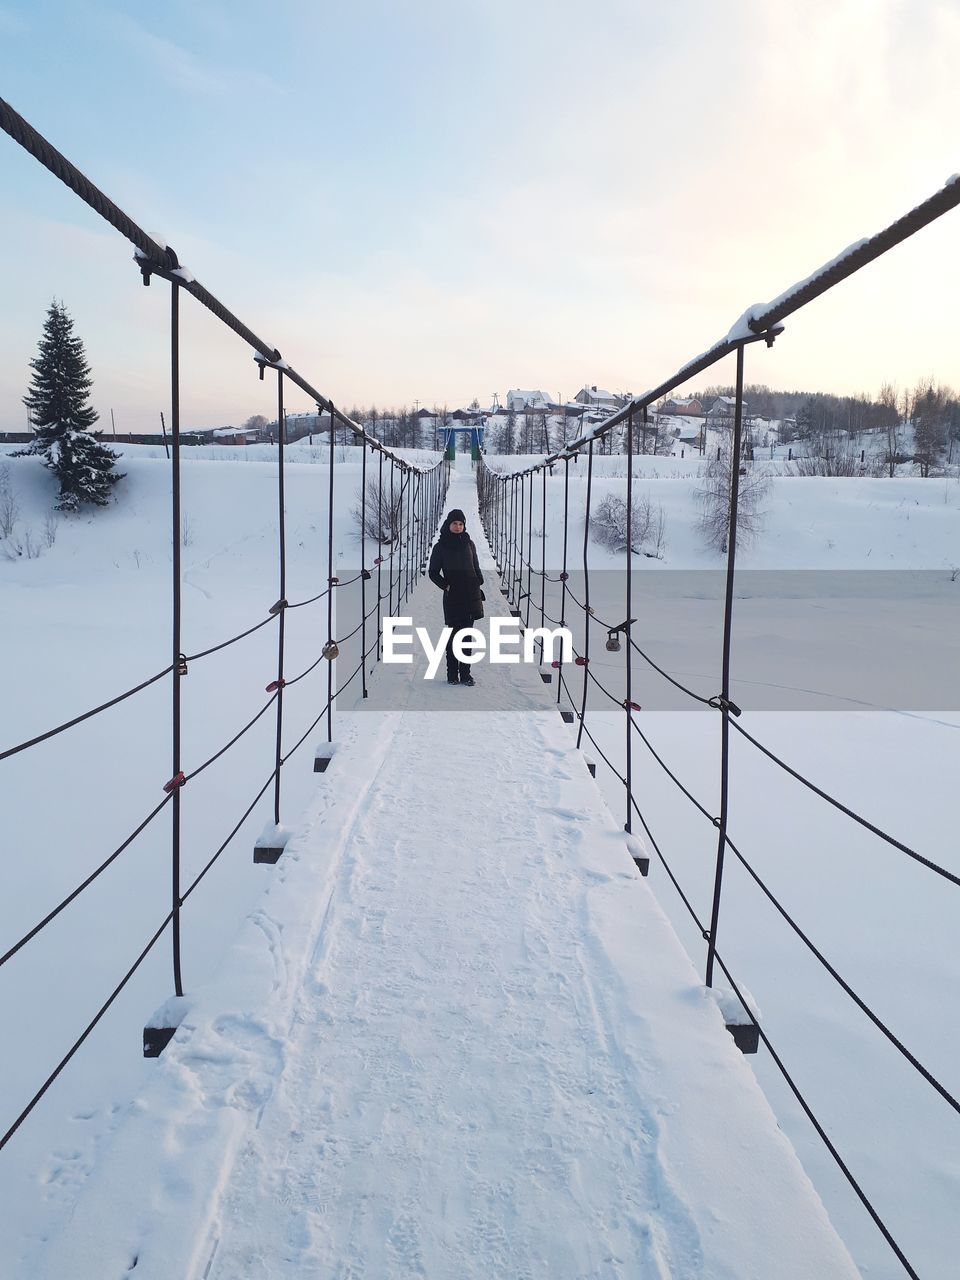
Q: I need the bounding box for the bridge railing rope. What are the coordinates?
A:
[0,98,449,1149]
[477,173,960,1280]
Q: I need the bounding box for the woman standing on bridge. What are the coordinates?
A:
[428,508,484,685]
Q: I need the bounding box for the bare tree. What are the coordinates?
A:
[791,447,861,477]
[352,479,402,544]
[0,464,20,539]
[591,492,666,558]
[696,441,770,553]
[878,382,902,477]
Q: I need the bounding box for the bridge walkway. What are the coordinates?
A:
[32,465,859,1280]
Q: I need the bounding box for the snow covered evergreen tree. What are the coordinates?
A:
[18,301,123,512]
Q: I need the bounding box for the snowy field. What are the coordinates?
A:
[1,443,958,1278]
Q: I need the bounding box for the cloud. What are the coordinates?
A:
[109,15,285,101]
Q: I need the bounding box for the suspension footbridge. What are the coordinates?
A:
[2,95,959,1279]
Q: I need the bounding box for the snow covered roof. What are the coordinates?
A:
[507,389,552,407]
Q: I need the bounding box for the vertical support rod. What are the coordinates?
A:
[625,407,635,833]
[705,343,746,988]
[519,473,527,606]
[404,469,412,603]
[389,460,397,621]
[539,465,547,665]
[525,470,534,629]
[402,469,409,603]
[503,475,511,590]
[557,456,570,706]
[326,404,336,743]
[576,441,594,749]
[376,446,384,662]
[360,437,368,698]
[169,281,184,998]
[506,476,514,596]
[272,371,287,824]
[415,472,423,575]
[504,476,512,570]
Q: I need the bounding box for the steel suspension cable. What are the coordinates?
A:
[183,611,278,661]
[0,908,176,1156]
[0,664,173,762]
[728,719,960,887]
[707,949,921,1280]
[0,795,172,970]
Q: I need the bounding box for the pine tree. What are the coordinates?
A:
[17,301,123,512]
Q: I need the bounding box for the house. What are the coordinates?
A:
[574,385,619,410]
[506,389,553,412]
[705,396,747,428]
[673,418,702,444]
[212,426,260,446]
[661,397,703,416]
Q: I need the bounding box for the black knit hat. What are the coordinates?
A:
[447,509,467,526]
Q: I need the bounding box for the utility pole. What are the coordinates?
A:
[110,407,117,438]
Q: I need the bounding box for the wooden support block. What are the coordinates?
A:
[624,831,649,877]
[540,672,552,683]
[510,608,521,618]
[143,995,191,1059]
[585,760,596,777]
[253,822,291,865]
[726,1022,760,1054]
[560,710,575,724]
[314,742,339,774]
[143,1025,177,1058]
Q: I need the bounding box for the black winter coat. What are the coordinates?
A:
[428,530,484,623]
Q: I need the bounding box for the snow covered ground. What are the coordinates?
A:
[0,444,957,1278]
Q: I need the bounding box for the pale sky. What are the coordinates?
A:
[1,0,959,431]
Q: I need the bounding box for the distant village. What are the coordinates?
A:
[108,386,749,452]
[15,379,954,469]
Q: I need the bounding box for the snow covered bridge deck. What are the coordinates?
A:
[32,471,859,1280]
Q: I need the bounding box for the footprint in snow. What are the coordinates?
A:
[540,805,588,823]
